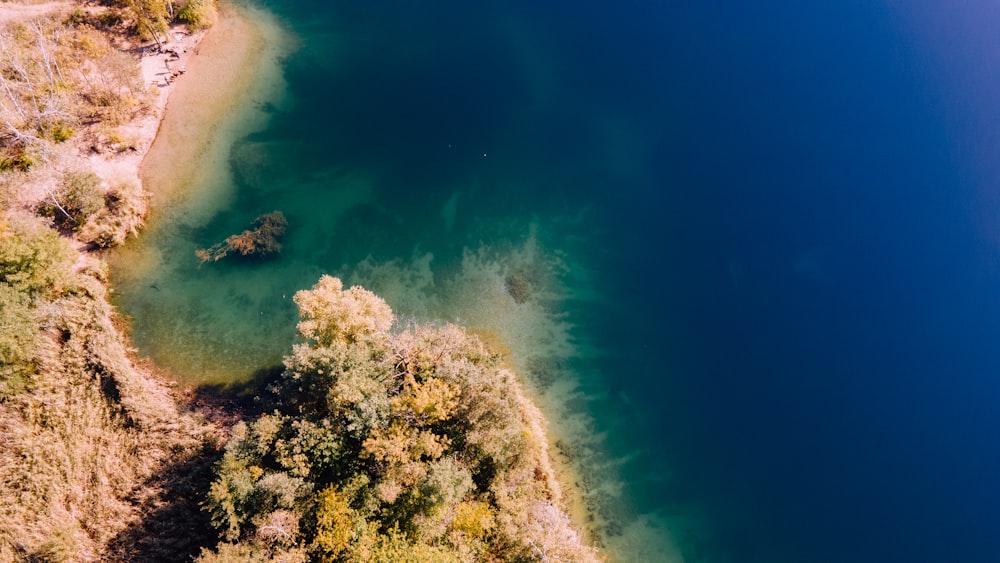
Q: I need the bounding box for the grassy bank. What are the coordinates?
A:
[0,1,230,559]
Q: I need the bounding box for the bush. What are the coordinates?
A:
[0,283,38,399]
[97,11,124,29]
[66,8,87,27]
[29,524,80,563]
[177,0,216,30]
[47,123,75,143]
[0,213,75,296]
[200,277,599,562]
[40,170,106,230]
[79,180,149,248]
[0,150,37,172]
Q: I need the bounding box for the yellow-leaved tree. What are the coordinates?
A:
[200,276,599,562]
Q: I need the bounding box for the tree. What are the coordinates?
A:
[0,282,38,399]
[39,170,105,229]
[0,212,75,296]
[293,275,392,347]
[124,0,169,45]
[201,277,599,562]
[313,486,354,558]
[177,0,216,30]
[78,180,149,248]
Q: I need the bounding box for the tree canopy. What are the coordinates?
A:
[200,276,598,562]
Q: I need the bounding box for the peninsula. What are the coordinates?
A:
[0,1,600,560]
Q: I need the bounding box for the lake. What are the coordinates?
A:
[112,1,1000,561]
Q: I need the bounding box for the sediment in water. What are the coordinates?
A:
[110,4,684,561]
[341,232,686,562]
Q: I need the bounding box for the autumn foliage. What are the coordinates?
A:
[199,276,599,562]
[196,211,288,265]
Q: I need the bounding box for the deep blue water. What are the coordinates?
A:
[126,0,1000,560]
[589,2,1000,561]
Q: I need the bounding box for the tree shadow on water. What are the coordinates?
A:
[188,364,287,423]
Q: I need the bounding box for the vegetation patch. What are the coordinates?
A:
[198,276,599,562]
[196,211,288,265]
[0,2,222,560]
[504,272,533,304]
[79,179,150,248]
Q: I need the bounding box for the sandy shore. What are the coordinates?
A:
[2,2,272,211]
[139,3,280,208]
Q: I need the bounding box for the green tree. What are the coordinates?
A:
[200,277,598,562]
[177,0,216,30]
[0,213,74,296]
[124,0,169,44]
[79,180,149,248]
[294,275,393,348]
[0,282,37,398]
[313,486,355,558]
[41,170,105,229]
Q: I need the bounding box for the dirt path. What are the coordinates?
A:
[0,1,72,25]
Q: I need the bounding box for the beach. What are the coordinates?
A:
[138,3,285,208]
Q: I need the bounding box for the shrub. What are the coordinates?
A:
[47,123,75,143]
[451,501,494,539]
[313,486,354,558]
[79,180,149,247]
[40,170,106,230]
[0,283,38,399]
[197,542,308,563]
[97,11,125,29]
[66,8,87,26]
[177,0,216,31]
[29,524,80,563]
[0,213,75,296]
[1,150,37,172]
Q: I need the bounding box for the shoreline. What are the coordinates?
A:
[450,259,682,563]
[137,2,281,209]
[109,3,617,560]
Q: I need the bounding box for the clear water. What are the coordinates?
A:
[112,1,1000,561]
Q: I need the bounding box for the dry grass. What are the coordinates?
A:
[0,2,222,561]
[0,272,213,560]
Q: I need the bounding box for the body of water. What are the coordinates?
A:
[113,1,1000,561]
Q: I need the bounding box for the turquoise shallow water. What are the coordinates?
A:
[113,1,1000,561]
[112,1,683,558]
